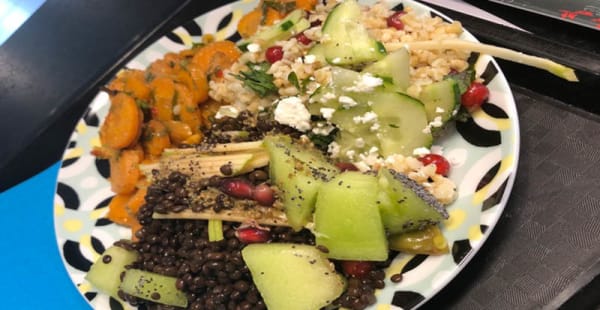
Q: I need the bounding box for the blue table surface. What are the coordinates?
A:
[0,162,90,309]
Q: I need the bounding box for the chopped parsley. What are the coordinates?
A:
[308,129,338,152]
[232,62,278,98]
[280,20,294,31]
[288,72,300,90]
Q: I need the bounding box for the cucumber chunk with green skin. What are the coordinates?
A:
[238,9,309,49]
[314,171,388,261]
[120,269,188,308]
[263,135,338,231]
[242,243,345,310]
[368,91,433,156]
[320,0,386,65]
[420,78,460,124]
[377,168,448,234]
[85,245,138,301]
[363,48,410,92]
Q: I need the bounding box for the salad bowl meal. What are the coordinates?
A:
[53,0,576,309]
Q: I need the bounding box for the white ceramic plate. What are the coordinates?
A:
[54,1,520,309]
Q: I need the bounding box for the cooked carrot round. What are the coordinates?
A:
[143,120,171,156]
[109,148,143,194]
[99,93,142,149]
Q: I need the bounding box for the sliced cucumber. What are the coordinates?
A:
[239,9,309,49]
[363,48,410,92]
[85,246,138,301]
[419,79,460,124]
[320,0,386,65]
[368,91,432,156]
[307,43,327,65]
[307,67,364,115]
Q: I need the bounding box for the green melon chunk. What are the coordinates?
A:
[120,269,188,308]
[314,171,388,261]
[242,243,346,310]
[377,168,449,234]
[263,135,338,231]
[85,245,138,301]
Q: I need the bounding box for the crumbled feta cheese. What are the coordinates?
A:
[422,116,444,134]
[331,57,341,64]
[304,54,316,64]
[435,107,445,113]
[345,150,356,160]
[353,111,378,124]
[327,141,340,158]
[247,43,261,53]
[370,122,381,132]
[355,138,365,148]
[311,123,335,135]
[343,73,383,92]
[316,92,336,104]
[413,147,431,157]
[274,97,312,132]
[368,146,379,154]
[339,95,358,109]
[430,145,444,155]
[320,107,335,120]
[431,116,443,127]
[215,105,240,119]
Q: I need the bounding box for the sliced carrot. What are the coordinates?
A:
[238,8,263,38]
[164,120,193,145]
[199,98,223,129]
[295,0,318,11]
[264,7,286,25]
[130,220,143,241]
[127,187,147,215]
[109,148,143,194]
[99,93,143,149]
[106,193,134,226]
[175,83,202,133]
[182,133,202,145]
[188,65,210,104]
[191,41,241,75]
[124,70,151,101]
[149,76,176,121]
[142,120,171,156]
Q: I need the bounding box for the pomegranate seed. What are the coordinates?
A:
[295,32,312,45]
[265,46,284,63]
[387,11,406,30]
[461,82,489,108]
[252,183,275,206]
[419,154,451,176]
[341,260,374,278]
[335,162,359,172]
[220,179,254,199]
[236,227,271,243]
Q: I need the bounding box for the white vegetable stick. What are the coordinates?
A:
[390,39,578,82]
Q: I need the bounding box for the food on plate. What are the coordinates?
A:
[85,0,577,309]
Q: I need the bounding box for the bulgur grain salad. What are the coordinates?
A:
[78,0,576,309]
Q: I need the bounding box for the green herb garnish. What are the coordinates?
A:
[288,72,300,90]
[280,20,294,31]
[232,62,278,98]
[308,129,338,152]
